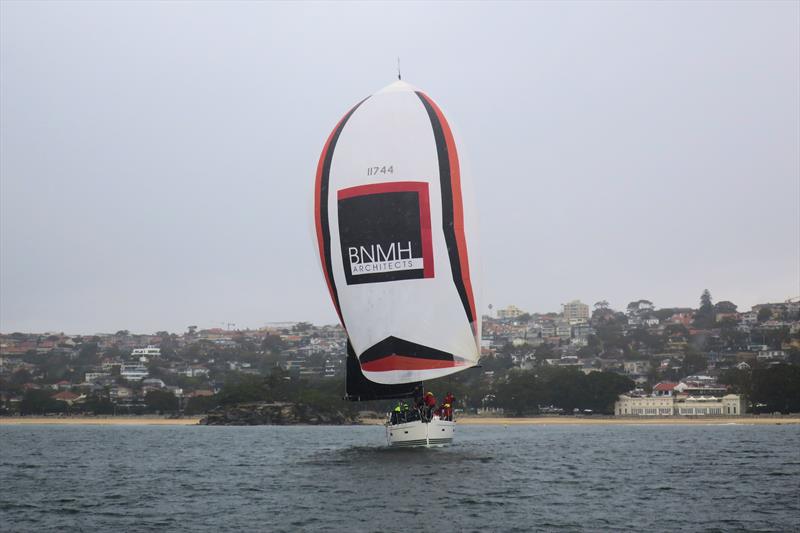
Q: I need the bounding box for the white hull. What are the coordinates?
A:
[386,417,455,448]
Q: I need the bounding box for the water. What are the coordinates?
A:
[1,424,798,532]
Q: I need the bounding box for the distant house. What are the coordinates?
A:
[740,312,758,325]
[572,323,595,339]
[132,346,161,361]
[497,305,525,320]
[757,350,787,361]
[165,386,183,397]
[652,382,678,397]
[715,312,739,323]
[142,378,166,390]
[180,365,210,378]
[110,386,133,401]
[623,360,651,376]
[52,391,82,404]
[555,322,571,339]
[120,363,148,381]
[669,312,694,327]
[85,372,111,383]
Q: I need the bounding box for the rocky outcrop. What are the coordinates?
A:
[199,402,360,426]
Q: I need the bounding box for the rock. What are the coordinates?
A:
[199,401,360,426]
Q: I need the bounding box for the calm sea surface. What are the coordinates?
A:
[1,424,798,532]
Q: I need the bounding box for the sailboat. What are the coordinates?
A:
[313,79,480,447]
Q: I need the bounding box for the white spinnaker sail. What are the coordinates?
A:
[314,81,480,385]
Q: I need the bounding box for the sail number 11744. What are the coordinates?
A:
[367,165,393,176]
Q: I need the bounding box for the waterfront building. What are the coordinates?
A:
[615,393,745,416]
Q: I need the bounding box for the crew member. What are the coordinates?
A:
[444,392,455,421]
[392,402,402,425]
[424,391,437,421]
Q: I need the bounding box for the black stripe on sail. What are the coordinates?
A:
[359,336,455,364]
[345,341,422,402]
[415,92,474,326]
[319,98,368,330]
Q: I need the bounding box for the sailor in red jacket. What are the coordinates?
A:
[424,392,437,421]
[443,392,455,420]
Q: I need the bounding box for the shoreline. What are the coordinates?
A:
[2,415,798,427]
[360,416,800,426]
[0,416,203,426]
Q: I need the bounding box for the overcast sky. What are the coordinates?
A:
[1,1,798,334]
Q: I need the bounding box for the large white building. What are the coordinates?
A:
[562,300,590,324]
[615,394,746,416]
[132,346,161,362]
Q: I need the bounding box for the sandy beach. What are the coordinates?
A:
[2,415,798,426]
[0,416,203,426]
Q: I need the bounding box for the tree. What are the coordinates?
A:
[76,342,100,365]
[533,344,555,362]
[692,290,715,329]
[292,322,313,333]
[750,365,800,413]
[261,334,287,354]
[719,368,752,399]
[82,394,115,415]
[20,390,64,415]
[701,290,712,308]
[494,370,541,416]
[9,369,33,385]
[583,372,635,413]
[757,307,773,323]
[185,395,218,415]
[515,313,532,324]
[681,352,708,376]
[145,390,179,413]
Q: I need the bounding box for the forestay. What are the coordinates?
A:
[314,80,480,387]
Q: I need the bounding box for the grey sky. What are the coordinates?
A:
[1,1,798,334]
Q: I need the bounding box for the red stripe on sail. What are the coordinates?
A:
[416,92,477,334]
[361,355,465,372]
[337,181,426,199]
[314,111,354,326]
